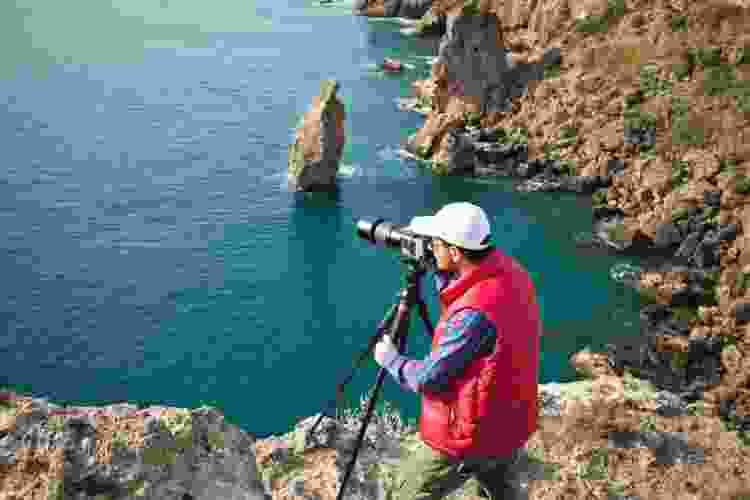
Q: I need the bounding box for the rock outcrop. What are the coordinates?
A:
[4,362,750,500]
[403,11,559,170]
[288,80,346,192]
[353,0,433,19]
[0,392,266,500]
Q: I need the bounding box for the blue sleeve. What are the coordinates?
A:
[434,271,458,293]
[379,309,498,394]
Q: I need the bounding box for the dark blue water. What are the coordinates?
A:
[0,0,644,438]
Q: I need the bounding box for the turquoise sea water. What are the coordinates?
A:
[0,0,644,438]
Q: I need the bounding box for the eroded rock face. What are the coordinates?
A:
[0,395,266,500]
[436,13,515,115]
[353,0,433,18]
[288,80,346,192]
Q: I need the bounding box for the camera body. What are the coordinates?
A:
[356,218,437,271]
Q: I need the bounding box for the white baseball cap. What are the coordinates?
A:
[406,202,492,251]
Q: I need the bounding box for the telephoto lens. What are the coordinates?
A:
[355,218,413,249]
[355,218,435,269]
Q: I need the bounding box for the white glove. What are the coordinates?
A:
[374,334,398,367]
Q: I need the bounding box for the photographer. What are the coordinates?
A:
[373,202,541,500]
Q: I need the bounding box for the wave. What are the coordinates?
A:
[610,262,641,285]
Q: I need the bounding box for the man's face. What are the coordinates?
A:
[432,238,459,273]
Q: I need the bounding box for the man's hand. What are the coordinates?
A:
[374,334,398,367]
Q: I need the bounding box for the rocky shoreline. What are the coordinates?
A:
[6,363,748,500]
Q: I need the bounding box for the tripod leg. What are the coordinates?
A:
[417,299,435,339]
[336,280,415,500]
[336,367,388,500]
[305,301,400,440]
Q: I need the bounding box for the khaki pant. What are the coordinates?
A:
[390,440,526,500]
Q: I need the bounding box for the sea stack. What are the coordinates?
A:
[288,79,346,192]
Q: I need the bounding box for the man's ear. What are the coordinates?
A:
[449,246,460,262]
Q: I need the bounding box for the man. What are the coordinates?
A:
[373,202,541,500]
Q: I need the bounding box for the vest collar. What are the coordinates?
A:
[439,249,505,309]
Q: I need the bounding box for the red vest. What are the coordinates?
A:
[419,249,540,459]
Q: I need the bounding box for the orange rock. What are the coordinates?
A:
[443,95,483,117]
[569,349,616,378]
[721,344,743,377]
[359,0,386,16]
[655,335,690,353]
[598,120,623,151]
[736,235,750,269]
[637,210,663,240]
[0,411,16,434]
[412,113,465,154]
[640,158,674,196]
[567,0,609,19]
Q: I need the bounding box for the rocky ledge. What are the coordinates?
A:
[254,364,750,500]
[0,391,266,500]
[3,360,749,500]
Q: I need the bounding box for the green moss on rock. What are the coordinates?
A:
[47,479,64,500]
[161,409,192,450]
[319,79,340,113]
[207,430,225,451]
[288,142,305,178]
[735,175,750,194]
[127,479,147,497]
[415,11,439,34]
[47,415,65,434]
[143,443,178,467]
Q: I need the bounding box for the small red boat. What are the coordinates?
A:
[381,58,403,72]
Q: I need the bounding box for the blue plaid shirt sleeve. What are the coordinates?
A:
[378,308,497,394]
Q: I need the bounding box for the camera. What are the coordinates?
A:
[356,218,436,271]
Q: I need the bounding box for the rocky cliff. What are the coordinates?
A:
[288,80,346,192]
[6,360,748,500]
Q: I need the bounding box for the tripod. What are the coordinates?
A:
[304,258,435,500]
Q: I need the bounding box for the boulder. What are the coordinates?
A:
[606,157,627,177]
[654,222,683,249]
[288,80,346,192]
[732,301,750,323]
[717,223,739,242]
[674,232,703,263]
[443,129,477,174]
[703,190,722,208]
[395,0,434,18]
